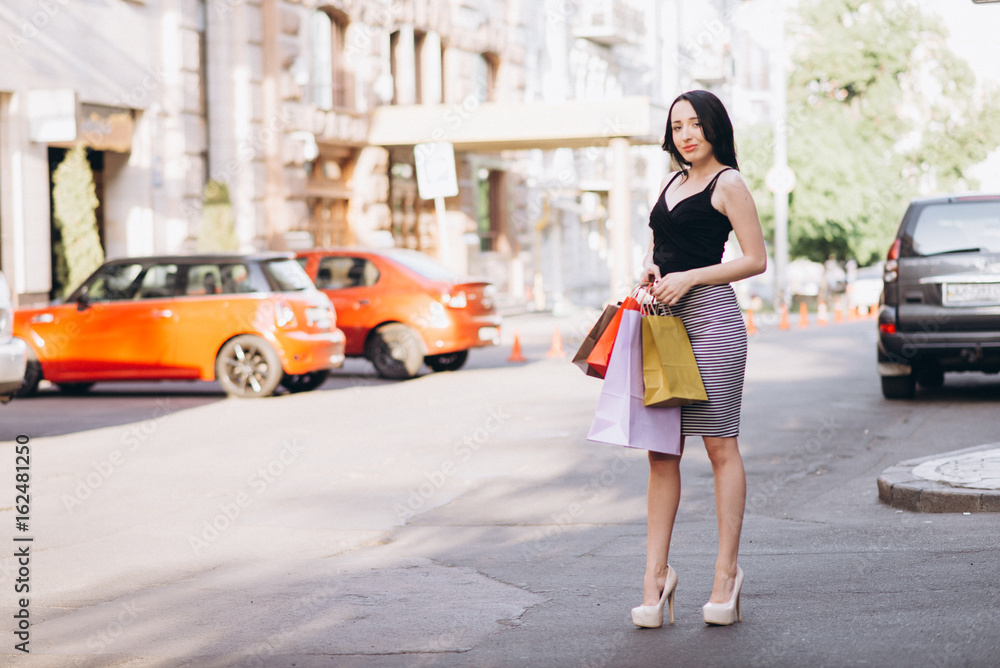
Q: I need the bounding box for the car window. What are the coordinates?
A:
[184,263,254,295]
[134,264,179,299]
[315,256,380,289]
[185,264,223,295]
[386,250,459,282]
[911,202,1000,256]
[263,258,314,291]
[85,264,144,301]
[219,263,255,293]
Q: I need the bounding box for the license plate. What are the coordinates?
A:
[478,326,500,343]
[305,306,332,328]
[943,282,1000,306]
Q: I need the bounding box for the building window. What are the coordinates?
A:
[476,52,499,102]
[475,168,506,252]
[414,30,426,104]
[440,44,447,103]
[311,9,350,109]
[389,30,400,105]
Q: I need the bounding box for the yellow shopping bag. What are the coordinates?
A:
[641,313,708,407]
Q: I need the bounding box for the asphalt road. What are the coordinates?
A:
[2,313,999,667]
[0,319,545,441]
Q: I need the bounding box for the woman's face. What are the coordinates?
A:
[670,99,713,164]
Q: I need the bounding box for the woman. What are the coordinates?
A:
[631,90,766,628]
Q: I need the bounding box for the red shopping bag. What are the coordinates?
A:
[586,309,682,454]
[585,294,641,379]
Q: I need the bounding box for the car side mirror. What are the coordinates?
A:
[76,289,90,311]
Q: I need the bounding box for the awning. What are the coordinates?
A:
[368,96,668,151]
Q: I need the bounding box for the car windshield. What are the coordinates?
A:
[263,258,314,291]
[911,201,1000,256]
[386,249,460,282]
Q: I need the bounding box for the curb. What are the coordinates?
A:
[877,443,1000,513]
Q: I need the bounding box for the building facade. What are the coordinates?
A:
[0,0,753,310]
[0,0,207,306]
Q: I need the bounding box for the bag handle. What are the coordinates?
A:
[651,295,674,317]
[632,285,657,316]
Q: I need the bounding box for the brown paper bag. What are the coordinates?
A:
[572,304,619,377]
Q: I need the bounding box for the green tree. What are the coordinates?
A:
[197,179,239,252]
[747,0,1000,265]
[52,145,104,299]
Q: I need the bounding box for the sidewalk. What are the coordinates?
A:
[877,443,1000,513]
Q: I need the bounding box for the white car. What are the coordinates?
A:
[0,271,26,403]
[847,262,885,312]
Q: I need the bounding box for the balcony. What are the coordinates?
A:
[572,0,646,47]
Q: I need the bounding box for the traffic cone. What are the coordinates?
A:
[546,327,566,358]
[869,304,878,318]
[507,330,527,363]
[817,300,829,326]
[778,304,791,330]
[848,305,859,322]
[834,300,845,323]
[745,309,758,335]
[798,302,810,328]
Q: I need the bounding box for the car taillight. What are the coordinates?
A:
[879,322,897,335]
[441,290,467,308]
[884,239,900,283]
[275,299,297,328]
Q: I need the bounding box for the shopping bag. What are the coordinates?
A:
[587,309,682,455]
[585,295,641,379]
[642,313,708,407]
[572,304,619,377]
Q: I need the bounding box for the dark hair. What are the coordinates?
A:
[662,90,739,174]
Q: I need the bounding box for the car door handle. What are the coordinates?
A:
[152,309,173,318]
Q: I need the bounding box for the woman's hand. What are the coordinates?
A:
[641,252,661,286]
[649,270,696,306]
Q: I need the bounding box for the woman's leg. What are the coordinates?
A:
[703,435,746,604]
[643,446,683,605]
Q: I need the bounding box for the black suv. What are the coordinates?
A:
[877,194,1000,398]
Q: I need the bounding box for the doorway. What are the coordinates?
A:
[48,147,106,299]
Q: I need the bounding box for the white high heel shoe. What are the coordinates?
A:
[631,566,678,628]
[702,565,743,625]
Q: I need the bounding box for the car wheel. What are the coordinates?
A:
[56,382,95,395]
[280,370,330,393]
[14,349,41,398]
[215,334,284,398]
[367,323,424,379]
[915,365,945,390]
[881,375,916,400]
[426,350,469,372]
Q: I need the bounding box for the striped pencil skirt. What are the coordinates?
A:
[655,284,747,437]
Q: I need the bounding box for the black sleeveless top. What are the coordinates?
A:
[649,168,734,275]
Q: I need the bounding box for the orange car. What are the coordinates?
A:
[14,253,345,398]
[296,248,501,379]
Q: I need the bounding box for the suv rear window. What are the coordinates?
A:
[909,201,1000,256]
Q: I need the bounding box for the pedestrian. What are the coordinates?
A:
[632,89,767,628]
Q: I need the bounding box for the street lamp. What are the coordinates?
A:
[768,0,792,311]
